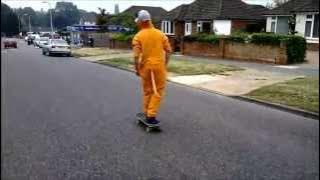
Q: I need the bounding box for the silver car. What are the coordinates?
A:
[42,39,71,56]
[38,37,50,48]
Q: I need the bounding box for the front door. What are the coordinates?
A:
[185,23,192,36]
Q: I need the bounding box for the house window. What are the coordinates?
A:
[197,21,211,33]
[270,16,277,33]
[161,21,174,35]
[305,14,319,38]
[197,21,202,32]
[185,22,192,36]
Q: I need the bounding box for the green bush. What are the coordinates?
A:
[285,36,306,63]
[184,33,220,44]
[251,33,285,45]
[111,33,134,42]
[226,33,249,43]
[251,33,306,63]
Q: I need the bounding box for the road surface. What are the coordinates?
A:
[2,40,319,180]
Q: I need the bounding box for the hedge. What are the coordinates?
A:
[251,33,306,63]
[111,33,134,42]
[183,33,220,44]
[225,34,249,43]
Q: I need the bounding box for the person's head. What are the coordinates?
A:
[135,10,152,28]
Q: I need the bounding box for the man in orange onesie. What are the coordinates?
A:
[132,10,172,125]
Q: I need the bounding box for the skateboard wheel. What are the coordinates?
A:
[146,127,152,133]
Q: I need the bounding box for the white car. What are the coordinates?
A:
[35,37,49,48]
[42,39,71,56]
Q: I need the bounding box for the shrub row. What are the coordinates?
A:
[183,33,220,44]
[111,33,134,42]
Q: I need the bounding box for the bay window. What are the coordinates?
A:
[161,21,174,35]
[305,14,319,38]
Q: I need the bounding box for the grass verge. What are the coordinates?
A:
[72,48,115,57]
[96,58,243,75]
[247,77,319,113]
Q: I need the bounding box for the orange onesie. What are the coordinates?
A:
[132,23,172,118]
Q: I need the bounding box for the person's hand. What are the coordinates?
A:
[135,69,140,76]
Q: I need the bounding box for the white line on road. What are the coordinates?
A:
[274,65,300,69]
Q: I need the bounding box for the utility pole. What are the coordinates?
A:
[28,15,31,32]
[42,1,54,36]
[23,14,31,32]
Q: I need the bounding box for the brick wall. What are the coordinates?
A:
[231,20,248,32]
[182,39,288,64]
[109,39,132,50]
[307,43,319,51]
[224,41,287,64]
[181,41,223,58]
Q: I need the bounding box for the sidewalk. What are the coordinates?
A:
[172,53,319,77]
[168,69,303,96]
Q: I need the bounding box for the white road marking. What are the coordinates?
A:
[274,65,300,69]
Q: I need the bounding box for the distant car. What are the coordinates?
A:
[34,36,49,48]
[38,37,49,48]
[3,39,17,48]
[42,39,71,56]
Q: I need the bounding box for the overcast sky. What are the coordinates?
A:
[3,0,273,13]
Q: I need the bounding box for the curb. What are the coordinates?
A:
[81,58,319,120]
[231,96,319,120]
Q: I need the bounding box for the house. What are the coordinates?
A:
[121,6,167,28]
[161,0,268,38]
[264,0,319,44]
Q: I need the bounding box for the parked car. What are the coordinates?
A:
[3,39,17,48]
[42,39,71,56]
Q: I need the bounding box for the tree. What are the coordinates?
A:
[53,2,80,29]
[265,2,274,9]
[288,15,297,35]
[96,8,109,25]
[273,0,290,7]
[1,3,19,36]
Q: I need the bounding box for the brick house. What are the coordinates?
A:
[122,6,167,29]
[161,0,268,51]
[264,0,319,46]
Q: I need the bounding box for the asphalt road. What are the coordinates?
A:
[2,40,319,180]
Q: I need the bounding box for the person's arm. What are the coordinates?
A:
[132,35,142,76]
[134,56,140,76]
[163,35,172,66]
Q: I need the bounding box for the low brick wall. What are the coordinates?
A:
[182,39,288,64]
[224,41,287,64]
[109,40,131,50]
[181,41,222,58]
[307,43,319,51]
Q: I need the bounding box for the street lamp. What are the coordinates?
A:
[42,1,54,36]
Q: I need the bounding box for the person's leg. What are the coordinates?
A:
[146,65,167,119]
[141,68,153,115]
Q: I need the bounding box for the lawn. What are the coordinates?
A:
[71,48,125,57]
[247,77,319,113]
[96,58,243,76]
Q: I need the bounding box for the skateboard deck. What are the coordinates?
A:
[136,113,160,132]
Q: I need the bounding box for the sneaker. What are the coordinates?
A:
[146,117,160,125]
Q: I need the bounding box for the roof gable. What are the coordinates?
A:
[122,6,167,20]
[164,0,268,21]
[265,0,319,15]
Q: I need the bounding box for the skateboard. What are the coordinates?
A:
[136,113,160,132]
